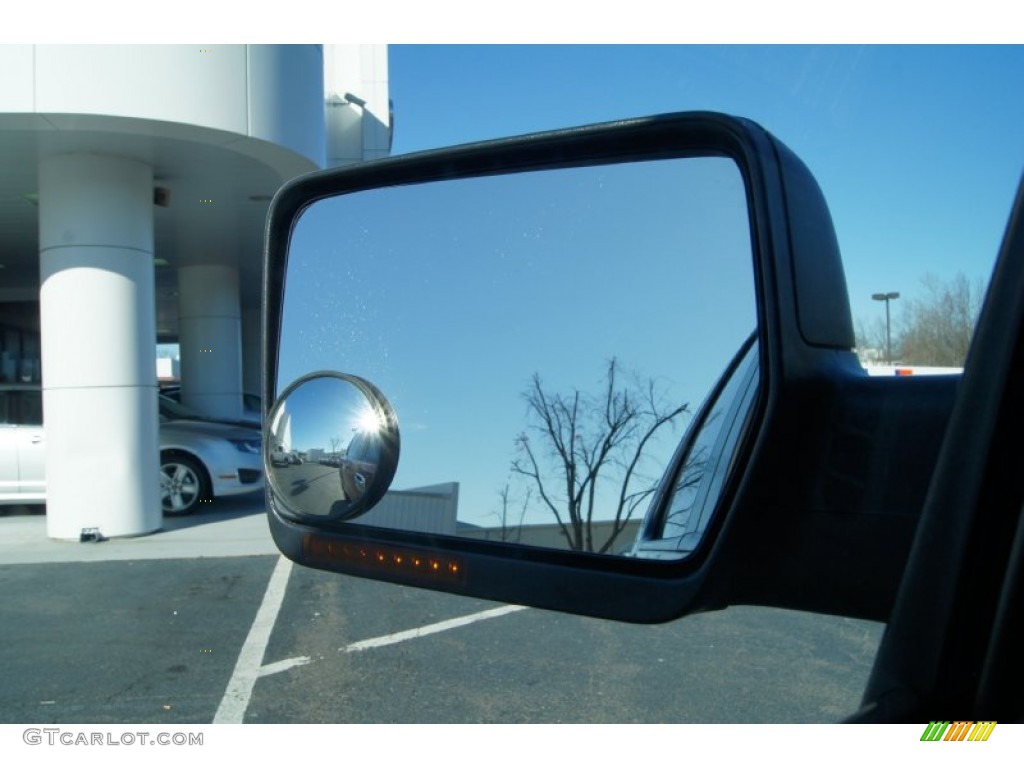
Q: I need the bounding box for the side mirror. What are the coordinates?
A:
[264,112,949,624]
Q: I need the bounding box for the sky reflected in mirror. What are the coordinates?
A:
[279,157,755,551]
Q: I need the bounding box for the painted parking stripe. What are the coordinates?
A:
[214,555,294,724]
[259,656,311,677]
[215,559,526,721]
[342,604,528,653]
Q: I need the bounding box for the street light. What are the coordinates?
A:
[872,291,900,365]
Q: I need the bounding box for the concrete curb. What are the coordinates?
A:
[0,495,277,565]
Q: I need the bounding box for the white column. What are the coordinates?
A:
[39,153,160,540]
[178,264,243,420]
[324,45,391,167]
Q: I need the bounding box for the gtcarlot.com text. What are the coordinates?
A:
[23,729,203,746]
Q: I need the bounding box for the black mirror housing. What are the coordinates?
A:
[262,112,954,624]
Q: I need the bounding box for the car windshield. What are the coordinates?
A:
[158,394,207,421]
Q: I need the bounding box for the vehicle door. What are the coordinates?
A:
[0,388,45,501]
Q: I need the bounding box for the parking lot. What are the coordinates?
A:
[0,497,883,723]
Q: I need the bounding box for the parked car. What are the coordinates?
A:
[0,384,45,506]
[270,443,291,467]
[262,111,1024,721]
[1,383,263,515]
[157,408,264,515]
[158,384,262,428]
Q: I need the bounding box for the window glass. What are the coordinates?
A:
[662,340,758,543]
[14,391,42,427]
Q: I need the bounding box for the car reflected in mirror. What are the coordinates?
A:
[339,429,382,502]
[265,372,400,523]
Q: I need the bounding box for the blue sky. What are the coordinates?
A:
[278,45,1024,531]
[386,45,1024,330]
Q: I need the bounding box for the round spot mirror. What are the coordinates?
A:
[265,372,400,523]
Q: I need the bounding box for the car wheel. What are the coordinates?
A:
[160,453,210,516]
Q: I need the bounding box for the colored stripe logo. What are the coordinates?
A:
[921,721,997,741]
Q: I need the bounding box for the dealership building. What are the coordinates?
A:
[0,45,391,539]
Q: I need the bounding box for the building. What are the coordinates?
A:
[0,44,390,539]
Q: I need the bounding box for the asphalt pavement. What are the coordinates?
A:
[0,496,883,723]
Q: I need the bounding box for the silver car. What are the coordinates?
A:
[0,384,263,516]
[0,384,45,507]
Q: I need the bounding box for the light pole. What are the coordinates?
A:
[872,291,900,365]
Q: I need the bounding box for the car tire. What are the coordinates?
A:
[160,452,210,516]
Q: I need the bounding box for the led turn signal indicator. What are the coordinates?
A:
[303,534,465,585]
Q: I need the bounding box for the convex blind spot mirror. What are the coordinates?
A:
[266,372,400,523]
[271,152,757,559]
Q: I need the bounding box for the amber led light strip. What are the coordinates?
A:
[303,534,466,585]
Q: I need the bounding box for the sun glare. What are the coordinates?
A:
[354,407,383,434]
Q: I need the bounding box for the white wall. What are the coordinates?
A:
[324,44,391,166]
[1,45,326,167]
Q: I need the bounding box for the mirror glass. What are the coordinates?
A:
[278,156,756,557]
[266,373,399,522]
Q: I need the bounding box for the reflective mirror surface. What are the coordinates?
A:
[278,156,757,556]
[266,373,400,522]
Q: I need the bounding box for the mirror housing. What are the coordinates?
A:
[263,112,954,624]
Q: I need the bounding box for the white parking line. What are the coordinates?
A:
[213,555,293,724]
[259,656,312,677]
[214,557,527,722]
[342,604,528,653]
